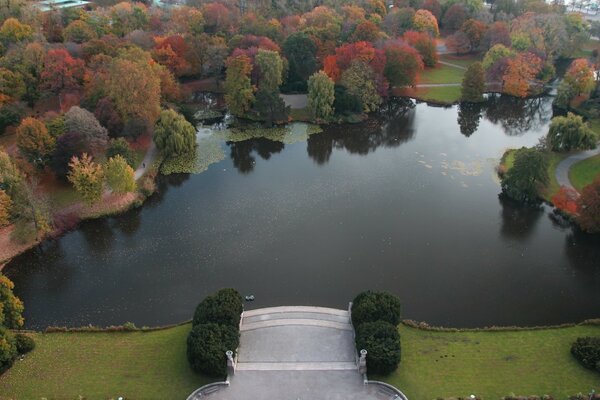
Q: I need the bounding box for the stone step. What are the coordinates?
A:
[243,311,350,325]
[243,306,349,318]
[240,318,352,332]
[236,361,357,371]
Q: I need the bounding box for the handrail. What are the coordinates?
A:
[185,381,230,400]
[364,380,409,400]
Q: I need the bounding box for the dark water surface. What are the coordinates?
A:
[5,96,600,329]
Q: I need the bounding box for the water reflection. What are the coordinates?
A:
[498,193,544,240]
[484,95,551,136]
[457,102,483,137]
[227,138,285,174]
[306,99,416,165]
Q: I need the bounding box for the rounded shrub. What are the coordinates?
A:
[355,320,401,375]
[192,288,243,329]
[186,323,240,377]
[351,290,401,328]
[14,333,35,354]
[571,336,600,371]
[0,327,17,373]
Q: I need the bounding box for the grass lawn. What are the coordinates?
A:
[0,324,214,400]
[570,154,600,191]
[419,63,465,85]
[383,323,600,400]
[412,86,462,104]
[439,53,481,69]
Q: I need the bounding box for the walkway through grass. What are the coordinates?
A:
[570,154,600,191]
[383,323,600,400]
[0,324,213,400]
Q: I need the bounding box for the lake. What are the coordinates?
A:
[5,95,600,329]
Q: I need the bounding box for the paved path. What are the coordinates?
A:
[438,60,467,70]
[555,147,600,192]
[134,142,157,180]
[187,306,407,400]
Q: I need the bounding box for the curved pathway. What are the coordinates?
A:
[555,147,600,192]
[187,306,407,400]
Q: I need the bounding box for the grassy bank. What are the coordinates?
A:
[383,323,600,400]
[499,149,567,202]
[0,324,213,400]
[570,154,600,191]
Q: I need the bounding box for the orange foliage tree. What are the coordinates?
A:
[551,186,579,215]
[41,49,85,93]
[502,52,542,98]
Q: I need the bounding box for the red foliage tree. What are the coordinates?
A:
[577,177,600,233]
[201,2,233,34]
[236,35,280,52]
[446,31,471,55]
[460,19,487,50]
[153,35,190,76]
[384,41,424,87]
[350,20,381,43]
[323,55,341,82]
[403,30,438,67]
[41,48,85,93]
[421,0,442,20]
[552,186,579,215]
[483,21,511,49]
[503,52,542,98]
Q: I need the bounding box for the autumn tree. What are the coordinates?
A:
[255,49,283,92]
[283,32,317,90]
[383,7,415,36]
[502,52,542,98]
[0,274,24,329]
[68,153,104,205]
[104,51,162,125]
[551,186,579,215]
[340,61,381,113]
[109,2,149,37]
[501,147,549,203]
[106,137,135,167]
[201,2,232,34]
[577,177,600,233]
[64,106,109,154]
[460,19,487,51]
[51,131,88,179]
[384,43,424,87]
[461,62,485,102]
[446,31,471,55]
[0,17,32,43]
[350,20,381,43]
[63,20,97,43]
[307,71,335,119]
[152,35,190,77]
[94,97,123,136]
[41,49,85,93]
[547,113,597,152]
[153,109,196,158]
[442,3,468,33]
[16,117,55,167]
[0,68,25,105]
[483,21,511,49]
[403,31,437,67]
[412,9,439,37]
[0,190,11,227]
[482,44,514,70]
[105,155,136,193]
[224,54,255,117]
[555,59,596,108]
[421,0,442,20]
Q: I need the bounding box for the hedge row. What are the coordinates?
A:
[186,288,243,377]
[0,328,35,373]
[351,290,402,376]
[571,336,600,372]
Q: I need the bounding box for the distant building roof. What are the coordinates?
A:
[36,0,91,12]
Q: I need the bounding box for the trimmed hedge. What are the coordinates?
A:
[15,333,35,354]
[571,336,600,372]
[351,290,402,328]
[355,321,401,375]
[186,323,240,377]
[192,288,243,329]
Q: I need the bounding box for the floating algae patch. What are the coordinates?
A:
[442,160,484,177]
[160,136,225,175]
[214,122,322,145]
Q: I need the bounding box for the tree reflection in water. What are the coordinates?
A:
[484,94,552,136]
[307,97,416,164]
[227,138,285,174]
[457,102,483,137]
[565,229,600,286]
[498,193,544,240]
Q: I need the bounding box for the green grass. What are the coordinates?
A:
[0,324,214,400]
[419,63,465,85]
[412,86,462,104]
[383,323,600,400]
[439,54,481,69]
[570,154,600,191]
[46,185,81,209]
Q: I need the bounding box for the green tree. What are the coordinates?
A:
[0,67,25,104]
[355,321,401,375]
[461,62,485,102]
[351,290,402,328]
[186,323,240,377]
[0,273,24,329]
[307,71,335,119]
[16,117,55,167]
[340,61,381,113]
[105,155,136,194]
[255,49,283,93]
[254,89,289,127]
[0,326,17,373]
[547,113,597,152]
[224,55,255,117]
[63,20,97,43]
[67,153,104,205]
[153,109,196,158]
[282,32,318,89]
[482,44,514,70]
[106,137,135,167]
[0,190,11,227]
[501,147,549,203]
